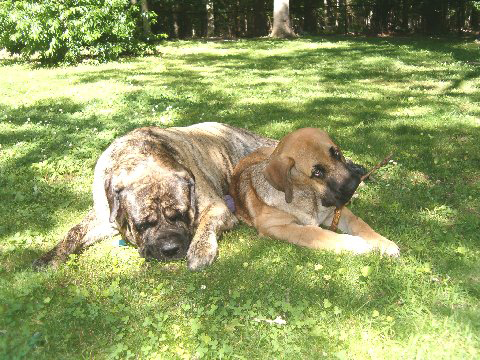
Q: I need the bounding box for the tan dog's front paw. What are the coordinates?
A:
[337,235,375,254]
[186,233,218,271]
[360,233,400,257]
[378,237,400,257]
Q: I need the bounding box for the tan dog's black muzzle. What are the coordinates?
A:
[337,173,361,205]
[326,170,361,208]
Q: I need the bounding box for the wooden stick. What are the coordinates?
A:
[329,153,394,232]
[360,152,394,182]
[330,207,343,231]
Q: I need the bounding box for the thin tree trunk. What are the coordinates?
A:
[303,0,317,34]
[457,0,465,34]
[401,0,409,33]
[233,0,240,37]
[326,0,335,30]
[213,2,223,36]
[271,0,295,38]
[172,4,179,38]
[206,0,214,37]
[339,0,347,34]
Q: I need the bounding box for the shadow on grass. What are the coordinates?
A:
[0,99,99,240]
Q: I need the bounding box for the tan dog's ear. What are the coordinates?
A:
[263,155,295,203]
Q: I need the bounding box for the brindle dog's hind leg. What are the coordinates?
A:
[33,209,118,268]
[186,201,237,271]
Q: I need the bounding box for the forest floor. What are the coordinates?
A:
[1,36,479,359]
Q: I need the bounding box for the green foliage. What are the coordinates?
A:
[0,0,158,64]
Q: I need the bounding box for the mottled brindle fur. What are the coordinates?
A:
[35,122,275,270]
[229,128,400,256]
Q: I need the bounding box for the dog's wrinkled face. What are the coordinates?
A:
[264,128,361,208]
[106,159,196,261]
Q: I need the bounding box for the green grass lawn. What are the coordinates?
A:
[1,36,479,359]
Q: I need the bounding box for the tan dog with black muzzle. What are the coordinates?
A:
[229,128,400,256]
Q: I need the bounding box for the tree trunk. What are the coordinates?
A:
[206,0,214,37]
[401,0,409,33]
[213,2,222,36]
[421,0,444,34]
[339,0,347,34]
[167,5,178,38]
[140,0,152,37]
[371,1,386,34]
[303,0,317,34]
[457,0,465,34]
[131,0,151,37]
[271,0,295,38]
[233,0,241,37]
[178,2,192,38]
[194,4,206,37]
[172,4,180,38]
[253,0,268,36]
[325,0,335,30]
[471,3,480,31]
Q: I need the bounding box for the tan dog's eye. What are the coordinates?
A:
[311,165,325,179]
[330,147,342,160]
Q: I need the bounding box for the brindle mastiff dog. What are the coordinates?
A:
[34,122,275,270]
[229,128,400,256]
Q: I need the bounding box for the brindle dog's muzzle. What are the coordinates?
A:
[139,228,190,261]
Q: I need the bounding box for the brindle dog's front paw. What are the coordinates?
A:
[32,257,49,270]
[186,233,218,271]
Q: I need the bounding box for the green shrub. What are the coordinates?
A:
[0,0,158,64]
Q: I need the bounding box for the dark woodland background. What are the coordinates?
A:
[152,0,480,38]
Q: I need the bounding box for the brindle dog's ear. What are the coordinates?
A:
[263,155,295,203]
[105,177,123,223]
[109,191,121,223]
[187,176,196,224]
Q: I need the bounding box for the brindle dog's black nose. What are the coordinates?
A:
[161,242,180,257]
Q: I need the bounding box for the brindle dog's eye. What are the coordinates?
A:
[330,146,342,160]
[311,165,325,179]
[164,209,184,223]
[169,213,182,222]
[135,221,154,232]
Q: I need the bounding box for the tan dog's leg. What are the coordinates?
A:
[323,208,400,256]
[255,208,374,254]
[186,201,237,271]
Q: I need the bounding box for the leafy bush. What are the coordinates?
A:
[0,0,158,64]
